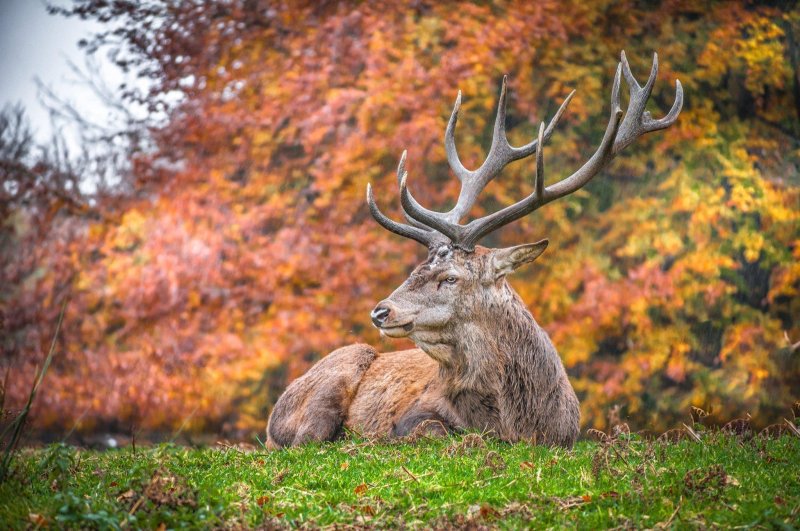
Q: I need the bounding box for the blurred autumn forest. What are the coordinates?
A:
[1,0,799,440]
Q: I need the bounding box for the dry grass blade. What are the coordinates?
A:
[681,423,703,443]
[784,330,800,352]
[759,424,789,439]
[168,405,199,444]
[0,299,67,482]
[655,498,682,528]
[0,367,9,423]
[783,419,800,438]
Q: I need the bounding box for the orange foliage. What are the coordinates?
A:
[2,0,799,436]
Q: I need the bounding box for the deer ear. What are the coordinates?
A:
[491,239,549,279]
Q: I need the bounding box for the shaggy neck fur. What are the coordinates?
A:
[432,279,574,442]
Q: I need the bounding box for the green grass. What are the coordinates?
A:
[1,432,798,529]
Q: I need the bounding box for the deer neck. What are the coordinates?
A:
[429,283,555,391]
[423,282,565,433]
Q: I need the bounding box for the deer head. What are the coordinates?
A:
[368,51,683,361]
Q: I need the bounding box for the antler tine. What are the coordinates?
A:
[544,62,624,201]
[399,172,463,243]
[537,89,576,150]
[647,79,683,130]
[444,77,511,185]
[366,183,434,246]
[534,121,545,200]
[444,90,467,182]
[458,63,625,248]
[614,51,684,153]
[443,77,575,224]
[620,50,657,103]
[395,76,577,250]
[395,150,430,230]
[442,77,511,224]
[459,120,549,248]
[395,149,407,187]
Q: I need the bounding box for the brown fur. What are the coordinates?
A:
[266,344,376,448]
[267,243,581,448]
[345,349,460,437]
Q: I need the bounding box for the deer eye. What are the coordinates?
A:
[436,274,459,288]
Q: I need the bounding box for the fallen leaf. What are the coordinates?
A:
[257,495,269,507]
[29,513,47,526]
[483,451,506,472]
[273,468,288,485]
[479,503,499,518]
[117,489,136,501]
[354,483,368,496]
[340,461,350,471]
[555,496,588,509]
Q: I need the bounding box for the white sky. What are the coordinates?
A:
[0,0,124,146]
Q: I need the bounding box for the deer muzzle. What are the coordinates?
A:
[370,301,415,335]
[370,305,390,327]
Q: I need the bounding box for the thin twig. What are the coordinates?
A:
[128,496,145,516]
[657,498,682,529]
[401,465,419,482]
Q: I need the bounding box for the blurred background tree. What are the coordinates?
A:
[2,0,798,438]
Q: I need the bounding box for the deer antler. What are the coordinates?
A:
[368,51,683,251]
[366,77,573,248]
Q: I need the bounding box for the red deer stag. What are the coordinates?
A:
[267,52,682,448]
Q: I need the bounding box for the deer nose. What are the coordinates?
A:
[370,306,391,327]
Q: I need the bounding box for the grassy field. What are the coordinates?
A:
[1,430,798,529]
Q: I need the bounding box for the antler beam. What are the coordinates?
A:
[367,51,683,251]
